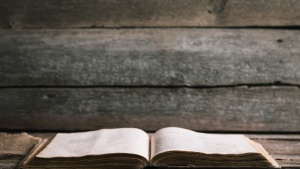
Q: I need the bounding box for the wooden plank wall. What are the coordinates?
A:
[1,0,300,28]
[0,0,300,132]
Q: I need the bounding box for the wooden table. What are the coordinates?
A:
[1,133,299,169]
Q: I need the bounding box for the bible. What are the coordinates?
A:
[22,127,279,168]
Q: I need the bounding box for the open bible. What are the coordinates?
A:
[22,127,279,168]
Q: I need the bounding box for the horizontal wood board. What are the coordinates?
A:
[1,0,300,28]
[0,87,299,131]
[1,29,300,86]
[1,133,300,168]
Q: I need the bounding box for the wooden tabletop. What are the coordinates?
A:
[1,133,299,169]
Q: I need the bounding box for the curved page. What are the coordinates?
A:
[37,128,149,160]
[151,127,257,159]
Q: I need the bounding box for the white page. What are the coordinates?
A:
[37,128,149,160]
[151,127,257,159]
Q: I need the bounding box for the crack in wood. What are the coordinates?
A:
[0,83,299,89]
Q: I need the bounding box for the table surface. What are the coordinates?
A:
[1,133,300,169]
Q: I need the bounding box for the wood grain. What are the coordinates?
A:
[1,0,300,28]
[0,87,299,131]
[1,29,300,86]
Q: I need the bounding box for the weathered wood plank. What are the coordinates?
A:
[254,137,300,169]
[253,140,300,155]
[0,133,41,169]
[247,135,300,140]
[1,29,300,86]
[0,87,299,131]
[1,0,300,28]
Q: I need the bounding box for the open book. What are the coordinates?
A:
[23,127,279,168]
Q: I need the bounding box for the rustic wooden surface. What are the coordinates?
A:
[1,29,300,86]
[1,0,300,28]
[1,133,300,168]
[0,1,299,168]
[0,87,299,131]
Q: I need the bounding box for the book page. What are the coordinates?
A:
[151,127,258,159]
[37,128,150,160]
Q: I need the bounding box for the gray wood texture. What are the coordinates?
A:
[1,133,300,168]
[0,87,299,131]
[1,29,300,86]
[1,0,300,28]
